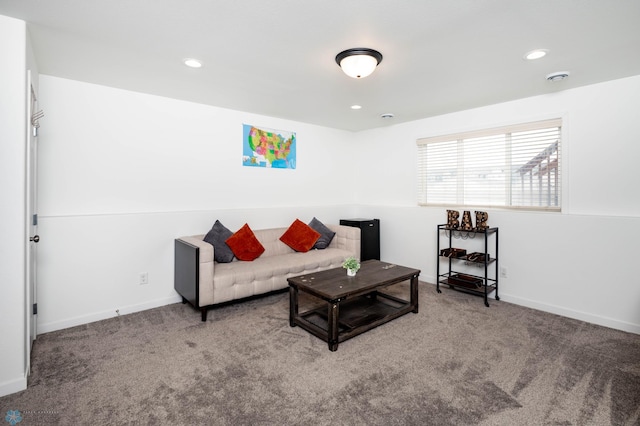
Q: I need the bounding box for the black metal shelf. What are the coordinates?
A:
[436,224,499,307]
[439,278,497,297]
[438,254,497,265]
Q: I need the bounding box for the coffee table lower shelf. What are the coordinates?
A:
[292,292,413,351]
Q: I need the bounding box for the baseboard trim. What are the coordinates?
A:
[35,287,640,336]
[0,376,27,398]
[499,293,640,335]
[37,295,183,334]
[421,282,639,335]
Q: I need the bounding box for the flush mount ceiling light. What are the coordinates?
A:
[335,48,383,79]
[350,105,362,110]
[546,71,570,82]
[524,49,548,60]
[183,58,203,68]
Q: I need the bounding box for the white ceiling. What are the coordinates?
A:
[2,0,640,131]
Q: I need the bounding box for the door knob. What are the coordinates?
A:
[30,235,40,243]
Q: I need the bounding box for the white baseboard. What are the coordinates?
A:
[498,293,640,335]
[37,295,183,334]
[0,376,27,398]
[36,287,640,336]
[420,281,640,335]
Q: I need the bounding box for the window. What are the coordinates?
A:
[417,118,561,211]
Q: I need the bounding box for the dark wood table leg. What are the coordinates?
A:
[289,286,298,327]
[411,274,419,313]
[327,301,339,351]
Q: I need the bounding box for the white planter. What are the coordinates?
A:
[347,268,357,277]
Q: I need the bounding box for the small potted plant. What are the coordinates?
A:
[342,256,360,276]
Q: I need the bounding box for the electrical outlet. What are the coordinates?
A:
[139,272,148,285]
[500,266,508,278]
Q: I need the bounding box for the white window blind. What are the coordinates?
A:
[417,118,562,211]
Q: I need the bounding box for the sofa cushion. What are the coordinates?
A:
[280,219,320,252]
[212,247,355,291]
[203,220,235,263]
[309,217,336,249]
[226,223,265,261]
[254,227,293,257]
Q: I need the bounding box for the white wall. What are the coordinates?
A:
[35,73,640,337]
[0,15,27,397]
[354,75,640,333]
[36,76,358,332]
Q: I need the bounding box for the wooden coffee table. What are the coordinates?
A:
[288,260,420,351]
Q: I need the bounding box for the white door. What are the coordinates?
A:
[26,70,41,374]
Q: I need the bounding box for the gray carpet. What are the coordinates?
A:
[2,282,639,425]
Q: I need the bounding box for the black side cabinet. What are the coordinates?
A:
[339,218,380,261]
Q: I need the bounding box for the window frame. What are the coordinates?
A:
[416,118,562,212]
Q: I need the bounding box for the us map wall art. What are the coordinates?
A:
[242,124,296,169]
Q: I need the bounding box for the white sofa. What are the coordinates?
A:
[174,224,361,321]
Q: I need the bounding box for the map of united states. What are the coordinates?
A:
[243,125,296,169]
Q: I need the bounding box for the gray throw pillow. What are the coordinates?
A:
[309,217,336,249]
[203,220,235,263]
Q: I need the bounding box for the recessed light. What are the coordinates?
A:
[380,113,394,119]
[524,49,548,60]
[351,105,362,110]
[183,58,203,68]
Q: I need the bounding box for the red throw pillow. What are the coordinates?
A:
[225,223,265,261]
[280,219,321,252]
